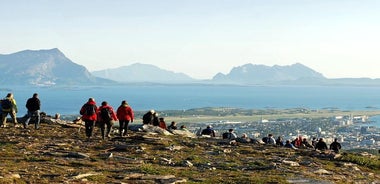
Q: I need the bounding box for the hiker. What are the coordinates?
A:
[263,134,276,145]
[291,137,302,148]
[301,138,314,149]
[79,98,98,140]
[311,137,318,148]
[222,129,237,140]
[158,117,167,130]
[24,93,41,129]
[142,110,157,125]
[98,101,117,140]
[1,93,18,128]
[329,138,342,153]
[180,125,189,131]
[284,140,298,150]
[201,125,216,137]
[315,138,328,151]
[276,136,284,146]
[167,121,178,132]
[116,100,134,137]
[235,133,252,143]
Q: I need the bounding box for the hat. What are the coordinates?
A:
[122,100,129,106]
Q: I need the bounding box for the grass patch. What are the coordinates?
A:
[338,153,380,170]
[138,163,162,175]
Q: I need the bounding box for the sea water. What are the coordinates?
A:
[2,85,380,127]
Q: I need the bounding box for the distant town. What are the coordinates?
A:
[181,111,379,151]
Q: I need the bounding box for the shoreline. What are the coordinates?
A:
[61,108,380,126]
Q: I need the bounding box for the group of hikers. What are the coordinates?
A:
[200,125,342,153]
[0,93,189,141]
[80,98,134,140]
[0,93,41,129]
[141,109,187,131]
[80,98,186,141]
[0,93,343,153]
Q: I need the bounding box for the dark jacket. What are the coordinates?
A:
[330,141,342,153]
[315,141,328,151]
[201,128,216,137]
[26,97,41,111]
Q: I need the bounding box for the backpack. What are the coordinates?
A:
[1,99,12,110]
[84,104,96,115]
[100,108,111,121]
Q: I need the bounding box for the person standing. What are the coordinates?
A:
[80,98,98,141]
[1,93,18,128]
[24,93,41,129]
[116,100,134,137]
[98,101,117,140]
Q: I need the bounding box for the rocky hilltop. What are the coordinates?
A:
[0,116,378,183]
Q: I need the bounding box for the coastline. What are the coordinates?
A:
[61,108,380,128]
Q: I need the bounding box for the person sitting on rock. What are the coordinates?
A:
[284,140,298,150]
[201,125,216,137]
[142,110,156,125]
[301,138,314,149]
[329,138,342,153]
[158,117,167,130]
[167,121,177,132]
[263,134,276,145]
[315,138,328,151]
[235,133,251,143]
[276,136,284,146]
[291,137,302,148]
[222,129,237,140]
[311,137,318,148]
[180,125,189,131]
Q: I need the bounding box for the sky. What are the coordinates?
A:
[1,0,379,79]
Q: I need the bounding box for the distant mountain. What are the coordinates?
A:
[92,63,196,83]
[212,63,327,85]
[0,48,114,86]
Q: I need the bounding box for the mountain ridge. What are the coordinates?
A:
[2,48,380,86]
[92,63,196,83]
[0,48,114,86]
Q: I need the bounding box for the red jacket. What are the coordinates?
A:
[80,101,98,121]
[97,105,118,121]
[116,105,134,122]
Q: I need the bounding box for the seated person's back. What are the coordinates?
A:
[201,126,215,137]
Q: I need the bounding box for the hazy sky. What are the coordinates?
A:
[1,0,379,79]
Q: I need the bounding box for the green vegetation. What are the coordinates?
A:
[338,152,380,170]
